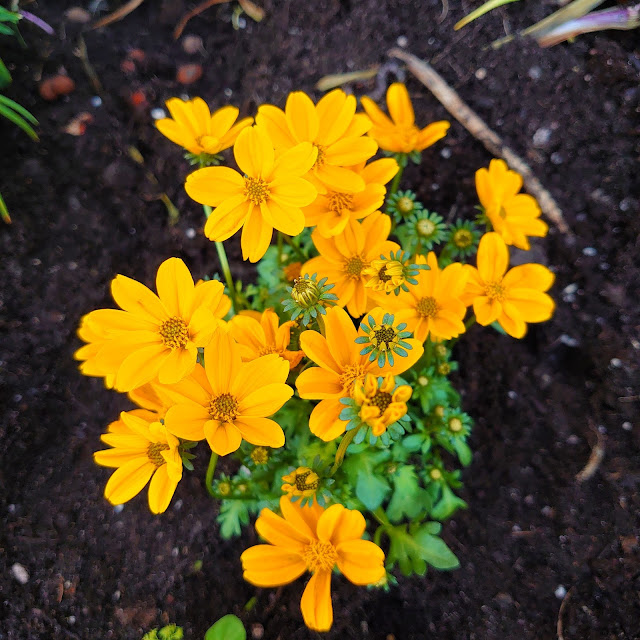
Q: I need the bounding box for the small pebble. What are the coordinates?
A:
[114,504,124,514]
[507,390,518,400]
[185,228,196,239]
[566,434,580,445]
[532,127,552,148]
[582,247,597,257]
[176,63,203,85]
[550,152,563,165]
[224,88,233,98]
[251,623,264,639]
[528,66,542,80]
[610,358,622,368]
[541,506,554,517]
[174,499,183,510]
[182,35,204,54]
[559,334,579,347]
[67,616,76,625]
[475,67,487,80]
[65,7,92,23]
[90,96,102,107]
[440,147,451,159]
[11,563,29,584]
[622,422,632,431]
[172,547,179,557]
[39,75,75,101]
[396,35,408,48]
[555,585,567,599]
[151,107,167,120]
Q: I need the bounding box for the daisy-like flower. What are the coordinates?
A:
[281,467,320,499]
[185,126,318,263]
[94,412,183,514]
[462,232,555,338]
[476,159,548,250]
[386,189,423,222]
[354,311,414,367]
[444,219,481,259]
[385,253,468,342]
[397,210,448,254]
[156,97,252,158]
[75,258,228,392]
[364,250,424,296]
[229,308,304,368]
[296,307,422,441]
[302,158,398,238]
[256,89,378,193]
[361,83,450,155]
[241,496,385,632]
[163,329,292,456]
[302,211,399,318]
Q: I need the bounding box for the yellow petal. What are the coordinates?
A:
[241,545,307,587]
[272,142,318,178]
[300,570,333,632]
[314,164,365,192]
[299,330,342,374]
[209,105,240,137]
[234,417,285,448]
[416,121,450,151]
[308,399,346,442]
[502,264,555,291]
[386,82,414,127]
[239,384,293,417]
[147,463,180,514]
[255,507,312,549]
[157,344,197,385]
[325,137,377,167]
[231,354,289,402]
[507,289,555,322]
[477,232,509,282]
[93,448,146,468]
[360,96,394,129]
[163,403,209,440]
[336,539,385,585]
[360,157,399,185]
[156,257,194,319]
[255,104,296,149]
[234,125,275,178]
[184,166,245,207]
[285,91,319,143]
[204,195,251,242]
[280,496,323,540]
[103,457,155,506]
[111,275,168,324]
[203,420,243,456]
[114,343,170,392]
[260,199,305,237]
[324,307,358,368]
[188,307,217,347]
[203,329,241,394]
[315,89,356,146]
[296,367,343,399]
[241,205,273,263]
[473,296,501,326]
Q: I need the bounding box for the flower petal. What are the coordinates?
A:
[204,195,251,242]
[477,232,509,282]
[111,275,168,324]
[103,457,155,506]
[296,367,343,399]
[241,205,273,263]
[386,82,414,126]
[234,416,285,448]
[114,343,170,392]
[234,125,274,178]
[241,544,307,587]
[300,570,333,632]
[185,166,245,207]
[308,399,346,442]
[203,420,243,455]
[285,91,319,143]
[336,539,385,585]
[147,463,180,514]
[164,403,210,441]
[156,258,194,319]
[239,384,294,417]
[255,507,313,549]
[299,330,342,374]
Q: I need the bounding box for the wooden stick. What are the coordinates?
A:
[388,48,570,235]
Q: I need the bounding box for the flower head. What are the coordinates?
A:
[462,232,555,337]
[476,159,548,250]
[185,126,318,262]
[397,210,447,254]
[163,329,292,456]
[386,189,423,222]
[241,496,385,632]
[156,97,252,158]
[282,467,320,499]
[250,446,270,466]
[94,412,183,514]
[75,258,228,391]
[363,250,425,296]
[282,273,338,326]
[361,83,450,154]
[354,311,414,367]
[256,89,378,193]
[444,219,481,259]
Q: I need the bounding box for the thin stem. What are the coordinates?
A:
[277,231,284,266]
[388,156,406,198]
[373,506,391,526]
[316,312,326,337]
[330,426,360,475]
[281,233,306,261]
[205,452,219,498]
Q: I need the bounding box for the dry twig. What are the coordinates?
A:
[557,585,575,640]
[388,48,571,235]
[575,425,606,483]
[90,0,146,30]
[74,35,103,95]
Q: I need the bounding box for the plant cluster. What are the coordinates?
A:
[76,82,554,631]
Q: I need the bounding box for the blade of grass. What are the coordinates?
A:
[0,191,11,224]
[315,67,379,92]
[0,102,39,140]
[0,58,11,88]
[90,0,145,30]
[454,0,521,31]
[0,94,38,125]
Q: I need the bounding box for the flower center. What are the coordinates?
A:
[397,196,415,214]
[376,264,392,283]
[344,255,366,278]
[339,364,366,394]
[416,296,440,318]
[258,345,283,357]
[368,390,393,415]
[372,325,398,351]
[292,278,320,306]
[159,317,189,349]
[417,219,436,237]
[485,280,506,302]
[251,447,269,465]
[453,229,473,248]
[294,469,319,492]
[304,540,338,573]
[327,191,353,213]
[208,393,239,422]
[147,442,169,467]
[449,417,463,432]
[244,176,270,205]
[313,144,327,168]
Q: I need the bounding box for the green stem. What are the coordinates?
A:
[373,506,391,526]
[205,452,219,498]
[281,234,305,261]
[388,157,406,198]
[316,312,326,337]
[330,426,360,475]
[277,231,284,266]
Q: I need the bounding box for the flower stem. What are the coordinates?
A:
[205,452,219,498]
[388,156,406,197]
[330,426,360,475]
[277,231,284,266]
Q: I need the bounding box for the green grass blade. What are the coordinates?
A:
[0,58,11,88]
[0,191,11,224]
[0,102,39,140]
[454,0,521,31]
[0,94,38,125]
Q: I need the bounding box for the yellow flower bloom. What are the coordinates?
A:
[256,89,378,193]
[229,308,303,368]
[155,97,252,155]
[476,159,548,250]
[302,211,399,317]
[353,374,412,436]
[106,383,177,435]
[296,307,423,441]
[75,258,228,392]
[462,232,555,338]
[185,126,318,262]
[282,467,320,498]
[385,253,468,342]
[364,257,406,293]
[361,83,450,154]
[163,329,292,456]
[251,446,270,465]
[94,412,183,514]
[241,496,385,632]
[302,158,398,238]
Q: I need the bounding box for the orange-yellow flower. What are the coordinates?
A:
[163,330,292,456]
[462,232,555,337]
[385,253,468,342]
[155,97,252,155]
[361,82,450,154]
[296,307,423,441]
[229,308,303,368]
[476,159,548,250]
[256,89,378,193]
[94,412,183,514]
[354,373,412,436]
[302,158,398,238]
[302,211,399,317]
[185,126,318,262]
[241,496,385,632]
[75,258,228,392]
[281,467,320,499]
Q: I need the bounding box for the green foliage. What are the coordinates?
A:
[342,447,391,511]
[142,624,184,640]
[386,465,431,523]
[205,615,246,640]
[217,499,251,539]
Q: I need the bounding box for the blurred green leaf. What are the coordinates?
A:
[205,615,246,640]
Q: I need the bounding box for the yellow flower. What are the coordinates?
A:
[229,308,303,368]
[185,126,318,262]
[476,159,548,250]
[282,467,320,498]
[302,211,399,317]
[74,316,116,388]
[94,412,183,514]
[241,496,385,632]
[251,446,270,465]
[361,83,450,154]
[155,97,252,155]
[75,258,228,392]
[256,89,378,193]
[163,329,292,456]
[353,374,412,436]
[364,257,406,294]
[296,307,423,441]
[385,253,468,342]
[462,232,555,337]
[302,158,398,238]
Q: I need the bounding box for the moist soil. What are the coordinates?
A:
[1,1,639,639]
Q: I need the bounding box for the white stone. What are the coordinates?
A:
[11,563,29,584]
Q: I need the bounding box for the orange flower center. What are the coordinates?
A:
[208,393,239,422]
[258,344,284,357]
[344,255,366,278]
[327,191,353,213]
[294,469,319,492]
[339,364,366,394]
[313,144,327,168]
[147,442,169,467]
[449,417,463,432]
[367,390,393,415]
[485,280,506,302]
[159,317,189,349]
[416,296,440,318]
[373,325,398,350]
[376,264,392,283]
[244,177,270,205]
[304,540,338,573]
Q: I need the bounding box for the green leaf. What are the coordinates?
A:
[342,449,391,511]
[454,0,521,30]
[386,465,431,523]
[430,484,467,521]
[0,102,39,140]
[0,191,10,224]
[490,320,508,335]
[205,615,246,640]
[402,434,424,452]
[412,526,460,570]
[217,500,250,539]
[453,439,472,467]
[0,58,11,88]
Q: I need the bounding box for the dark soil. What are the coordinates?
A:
[1,1,639,639]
